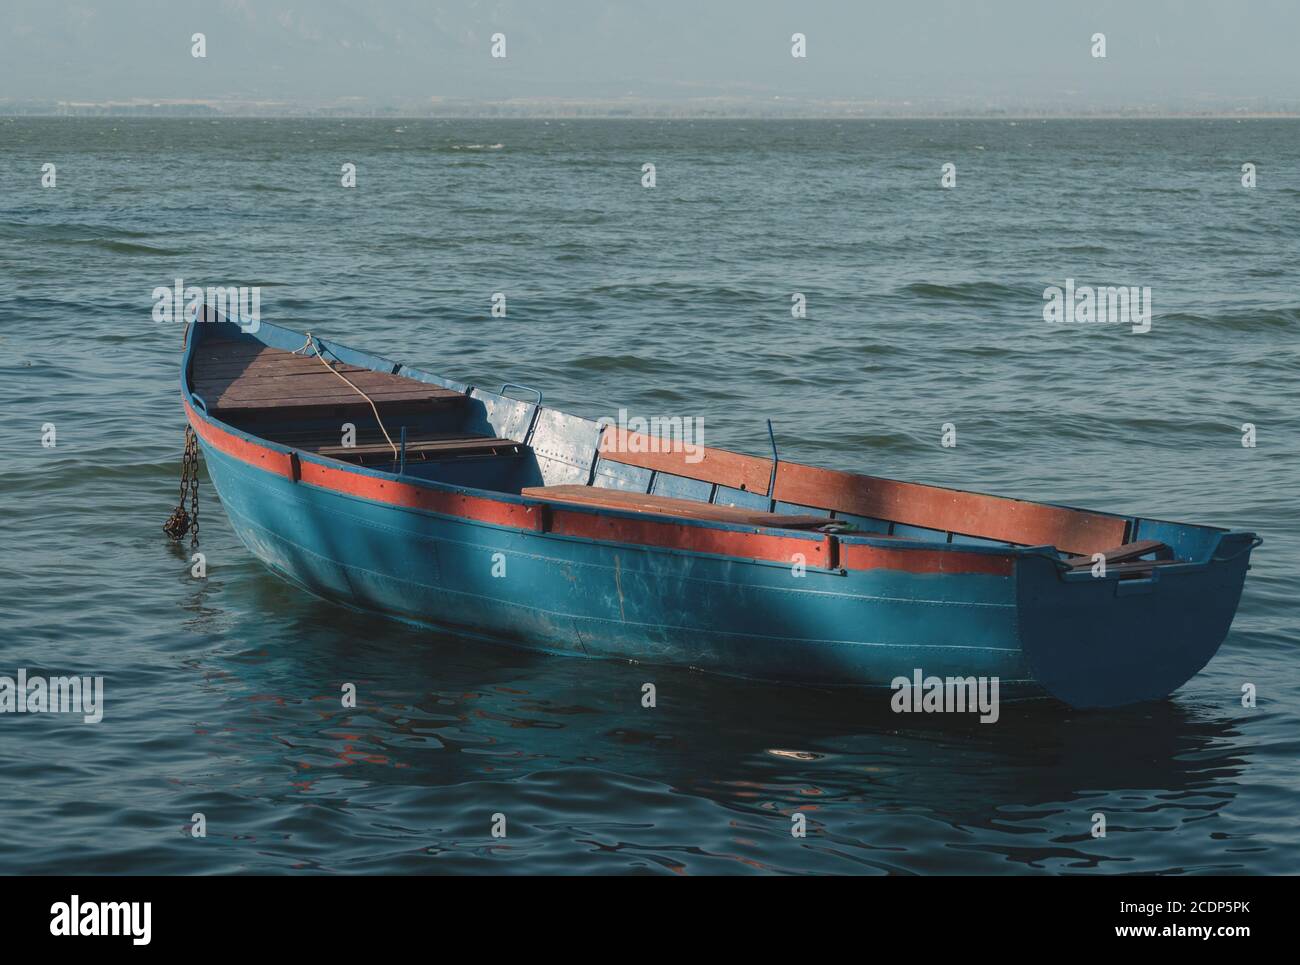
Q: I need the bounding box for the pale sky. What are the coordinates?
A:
[2,0,1297,112]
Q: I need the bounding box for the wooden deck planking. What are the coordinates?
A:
[206,395,454,414]
[195,357,375,377]
[195,374,459,403]
[192,339,464,415]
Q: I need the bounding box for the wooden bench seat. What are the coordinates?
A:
[1066,539,1174,570]
[313,436,522,461]
[521,485,835,530]
[250,428,522,465]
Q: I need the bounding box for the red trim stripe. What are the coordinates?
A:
[296,457,542,529]
[839,542,1014,576]
[184,398,1014,576]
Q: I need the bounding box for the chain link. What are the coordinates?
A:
[163,426,201,547]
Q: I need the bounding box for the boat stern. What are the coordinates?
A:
[1014,529,1259,708]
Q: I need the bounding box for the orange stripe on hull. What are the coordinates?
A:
[838,542,1014,577]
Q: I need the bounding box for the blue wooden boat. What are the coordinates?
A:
[179,311,1260,709]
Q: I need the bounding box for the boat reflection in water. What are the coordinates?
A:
[193,576,1252,874]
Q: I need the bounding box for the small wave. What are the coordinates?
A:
[1055,243,1112,255]
[451,143,504,151]
[72,238,185,256]
[1159,308,1299,332]
[0,220,155,240]
[571,353,664,373]
[899,280,1025,305]
[589,281,764,303]
[0,221,183,255]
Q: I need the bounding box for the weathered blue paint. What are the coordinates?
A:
[181,316,1260,709]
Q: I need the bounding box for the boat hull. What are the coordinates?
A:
[200,439,1037,694]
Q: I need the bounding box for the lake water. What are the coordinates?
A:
[0,117,1296,873]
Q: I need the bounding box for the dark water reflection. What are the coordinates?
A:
[122,575,1254,875]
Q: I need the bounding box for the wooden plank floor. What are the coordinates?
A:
[192,339,463,416]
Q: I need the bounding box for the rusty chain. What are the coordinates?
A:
[163,426,200,547]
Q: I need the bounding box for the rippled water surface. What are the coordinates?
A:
[0,118,1297,874]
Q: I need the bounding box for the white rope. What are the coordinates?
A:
[293,332,399,460]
